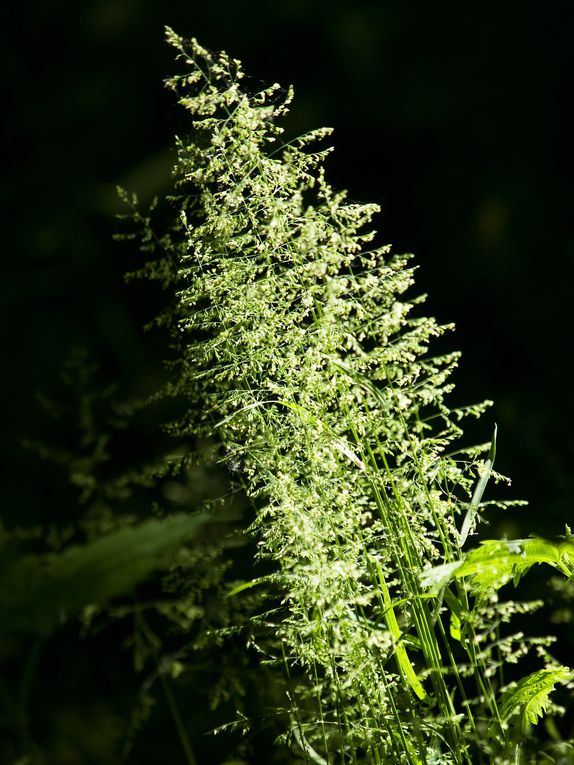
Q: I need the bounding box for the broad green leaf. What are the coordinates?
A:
[500,668,574,732]
[420,537,574,593]
[0,513,209,635]
[421,561,464,592]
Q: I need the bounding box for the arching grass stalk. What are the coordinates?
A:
[119,30,573,764]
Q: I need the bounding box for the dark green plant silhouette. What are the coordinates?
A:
[0,352,257,765]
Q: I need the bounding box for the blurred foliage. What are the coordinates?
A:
[0,513,211,635]
[2,0,573,762]
[0,352,293,764]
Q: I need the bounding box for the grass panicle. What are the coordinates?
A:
[118,29,574,764]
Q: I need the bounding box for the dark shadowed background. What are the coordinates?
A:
[2,1,573,762]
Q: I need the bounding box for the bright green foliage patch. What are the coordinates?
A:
[421,536,574,593]
[500,668,574,733]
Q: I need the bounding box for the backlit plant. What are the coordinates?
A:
[119,29,574,764]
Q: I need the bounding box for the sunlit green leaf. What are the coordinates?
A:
[500,667,574,732]
[420,537,574,593]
